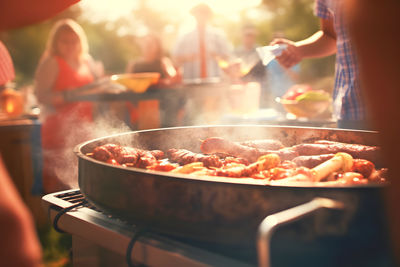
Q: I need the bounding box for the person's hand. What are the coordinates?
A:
[225,59,242,82]
[210,52,231,72]
[270,38,302,69]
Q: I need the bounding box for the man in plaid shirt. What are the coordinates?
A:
[270,0,370,130]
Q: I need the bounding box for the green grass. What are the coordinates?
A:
[37,224,72,267]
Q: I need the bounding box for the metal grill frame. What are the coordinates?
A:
[42,189,253,267]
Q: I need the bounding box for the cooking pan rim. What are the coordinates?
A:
[75,125,385,189]
[73,124,380,153]
[79,124,380,141]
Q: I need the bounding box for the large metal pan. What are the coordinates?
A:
[75,125,392,264]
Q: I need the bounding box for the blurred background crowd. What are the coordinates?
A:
[1,0,335,100]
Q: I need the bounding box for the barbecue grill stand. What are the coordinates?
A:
[53,199,88,233]
[44,189,394,267]
[126,227,147,267]
[257,197,344,267]
[50,194,145,266]
[43,189,253,267]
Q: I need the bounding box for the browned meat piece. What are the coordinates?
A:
[292,142,382,166]
[92,145,113,162]
[92,144,140,165]
[115,147,140,164]
[292,143,337,156]
[313,140,362,146]
[201,137,297,162]
[272,148,299,161]
[239,139,284,150]
[292,154,335,168]
[369,168,388,182]
[167,149,223,168]
[213,162,259,178]
[223,156,249,166]
[201,137,260,162]
[267,166,313,181]
[99,143,122,155]
[137,150,158,168]
[351,159,375,178]
[149,150,165,160]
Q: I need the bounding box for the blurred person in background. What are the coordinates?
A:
[172,3,233,125]
[0,0,81,265]
[233,24,260,77]
[233,24,267,84]
[233,25,299,110]
[172,3,232,82]
[0,37,43,267]
[270,0,370,130]
[125,33,183,129]
[0,155,42,267]
[345,0,400,263]
[34,18,104,193]
[126,33,178,86]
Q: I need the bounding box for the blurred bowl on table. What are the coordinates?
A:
[277,90,331,118]
[110,72,160,93]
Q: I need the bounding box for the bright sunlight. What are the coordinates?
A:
[79,0,262,24]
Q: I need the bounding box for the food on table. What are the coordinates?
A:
[87,137,387,185]
[282,84,330,102]
[110,72,160,93]
[279,84,331,118]
[282,84,313,100]
[294,90,330,102]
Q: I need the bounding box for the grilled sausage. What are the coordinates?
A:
[273,148,299,161]
[239,139,284,150]
[201,137,261,162]
[167,149,223,168]
[292,142,382,166]
[292,154,335,168]
[200,137,297,162]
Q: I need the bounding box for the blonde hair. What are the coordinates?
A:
[44,19,89,60]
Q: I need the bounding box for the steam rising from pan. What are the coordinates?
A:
[42,109,131,191]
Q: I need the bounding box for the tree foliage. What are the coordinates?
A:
[0,0,334,87]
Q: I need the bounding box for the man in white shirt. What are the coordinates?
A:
[172,3,232,82]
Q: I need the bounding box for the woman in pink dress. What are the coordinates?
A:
[34,19,103,193]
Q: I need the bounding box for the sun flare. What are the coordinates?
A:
[79,0,262,24]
